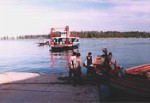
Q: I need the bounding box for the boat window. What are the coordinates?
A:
[58,38,62,41]
[71,38,75,42]
[76,39,79,42]
[61,32,66,34]
[62,38,66,42]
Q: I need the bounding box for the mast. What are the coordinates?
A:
[50,28,54,45]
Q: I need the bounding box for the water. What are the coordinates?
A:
[0,38,150,74]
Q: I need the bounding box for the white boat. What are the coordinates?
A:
[50,26,79,51]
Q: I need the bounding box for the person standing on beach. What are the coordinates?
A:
[68,52,77,84]
[68,52,82,86]
[76,52,82,84]
[85,52,95,78]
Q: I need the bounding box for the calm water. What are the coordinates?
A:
[0,38,150,74]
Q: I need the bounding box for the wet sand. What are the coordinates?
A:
[0,72,99,103]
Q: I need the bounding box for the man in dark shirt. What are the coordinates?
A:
[85,52,95,77]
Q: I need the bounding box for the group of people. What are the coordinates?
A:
[68,48,122,86]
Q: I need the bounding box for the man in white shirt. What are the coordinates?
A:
[68,52,77,85]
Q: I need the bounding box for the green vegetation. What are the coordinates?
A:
[71,31,150,38]
[1,31,150,40]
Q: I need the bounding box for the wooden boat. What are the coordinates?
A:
[49,26,79,52]
[38,41,49,46]
[125,64,150,79]
[110,75,150,96]
[96,64,150,101]
[37,36,50,46]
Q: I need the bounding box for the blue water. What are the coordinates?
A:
[0,38,150,74]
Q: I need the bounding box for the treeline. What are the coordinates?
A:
[71,31,150,38]
[1,31,150,40]
[17,35,49,39]
[0,34,49,40]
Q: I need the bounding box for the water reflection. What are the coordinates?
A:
[49,49,79,70]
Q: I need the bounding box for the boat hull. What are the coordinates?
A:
[50,44,79,52]
[96,64,150,102]
[125,64,150,79]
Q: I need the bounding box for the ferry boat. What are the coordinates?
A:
[49,26,79,52]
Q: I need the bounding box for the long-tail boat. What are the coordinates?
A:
[96,64,150,102]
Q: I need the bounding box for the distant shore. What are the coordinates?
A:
[1,31,150,40]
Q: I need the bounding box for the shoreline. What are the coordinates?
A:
[0,72,99,103]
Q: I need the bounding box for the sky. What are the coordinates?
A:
[0,0,150,37]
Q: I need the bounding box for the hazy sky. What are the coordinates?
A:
[0,0,150,37]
